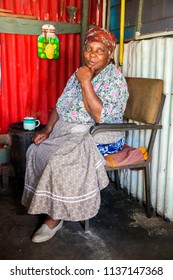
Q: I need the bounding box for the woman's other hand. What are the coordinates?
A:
[32,129,50,145]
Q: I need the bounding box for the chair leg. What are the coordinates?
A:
[84,220,90,232]
[114,170,120,190]
[144,165,152,218]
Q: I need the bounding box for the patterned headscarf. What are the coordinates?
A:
[84,27,116,53]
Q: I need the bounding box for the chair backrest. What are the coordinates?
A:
[124,77,163,124]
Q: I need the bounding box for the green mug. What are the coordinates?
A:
[23,117,40,131]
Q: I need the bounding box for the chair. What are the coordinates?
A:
[84,77,165,232]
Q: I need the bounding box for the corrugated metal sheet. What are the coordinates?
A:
[114,37,173,221]
[0,0,103,133]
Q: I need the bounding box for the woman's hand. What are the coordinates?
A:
[32,129,50,145]
[75,66,96,84]
[32,108,59,145]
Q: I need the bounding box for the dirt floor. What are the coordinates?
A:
[0,178,173,260]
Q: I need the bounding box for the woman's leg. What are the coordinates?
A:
[44,215,61,228]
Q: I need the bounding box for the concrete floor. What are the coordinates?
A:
[1,178,173,260]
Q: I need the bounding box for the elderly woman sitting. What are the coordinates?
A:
[21,27,129,243]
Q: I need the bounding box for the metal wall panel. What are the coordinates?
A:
[0,0,103,133]
[111,0,173,40]
[110,0,139,40]
[114,37,173,221]
[142,0,173,35]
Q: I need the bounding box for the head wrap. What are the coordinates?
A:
[84,27,116,53]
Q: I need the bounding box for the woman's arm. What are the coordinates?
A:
[33,108,59,144]
[75,66,103,123]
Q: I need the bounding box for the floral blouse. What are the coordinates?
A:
[56,63,129,125]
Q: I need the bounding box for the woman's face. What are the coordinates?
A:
[83,41,112,75]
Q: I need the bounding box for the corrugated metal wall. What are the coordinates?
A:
[114,37,173,221]
[0,0,103,133]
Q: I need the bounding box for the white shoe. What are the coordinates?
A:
[32,220,63,243]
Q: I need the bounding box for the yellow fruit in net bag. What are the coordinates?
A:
[45,44,54,59]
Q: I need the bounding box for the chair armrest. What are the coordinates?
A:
[90,123,162,136]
